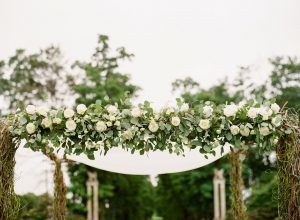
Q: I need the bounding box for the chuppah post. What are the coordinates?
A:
[46,152,67,220]
[229,150,247,220]
[0,121,20,220]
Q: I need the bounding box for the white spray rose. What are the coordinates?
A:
[216,129,221,134]
[259,107,272,120]
[203,106,213,118]
[199,119,210,130]
[66,120,76,131]
[247,107,258,119]
[109,115,116,121]
[95,121,107,132]
[148,120,159,132]
[76,104,87,115]
[271,103,280,114]
[26,105,36,115]
[64,108,74,118]
[106,105,118,115]
[180,103,189,112]
[240,126,250,137]
[131,107,141,117]
[26,123,36,134]
[259,107,273,121]
[223,104,238,117]
[166,107,174,115]
[122,129,134,140]
[238,101,246,108]
[53,118,62,124]
[171,116,180,126]
[273,137,279,145]
[41,118,52,128]
[106,121,112,127]
[230,125,240,135]
[259,127,270,136]
[37,106,49,117]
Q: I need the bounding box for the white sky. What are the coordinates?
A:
[1,0,300,194]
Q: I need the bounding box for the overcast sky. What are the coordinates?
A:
[1,0,300,194]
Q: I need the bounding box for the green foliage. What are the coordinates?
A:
[17,193,50,220]
[156,158,231,220]
[269,56,300,111]
[68,164,154,220]
[0,47,73,113]
[72,35,140,106]
[246,171,278,220]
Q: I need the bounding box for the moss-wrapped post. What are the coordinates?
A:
[46,152,67,220]
[229,150,248,220]
[277,131,300,220]
[0,122,20,220]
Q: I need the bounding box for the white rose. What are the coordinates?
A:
[273,137,279,144]
[216,129,221,134]
[66,120,76,131]
[166,108,174,115]
[122,129,134,140]
[247,107,258,119]
[271,116,282,127]
[41,118,52,128]
[240,126,250,137]
[26,123,36,134]
[64,108,74,118]
[131,107,142,117]
[230,125,240,135]
[76,104,87,115]
[171,116,180,126]
[259,127,270,136]
[53,118,62,124]
[203,106,213,118]
[37,106,49,117]
[271,103,280,114]
[95,121,107,132]
[223,104,238,117]
[114,121,121,127]
[199,119,210,130]
[26,105,36,115]
[106,105,118,115]
[148,120,159,132]
[180,103,189,112]
[259,107,272,120]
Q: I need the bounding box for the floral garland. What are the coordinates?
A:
[8,99,288,159]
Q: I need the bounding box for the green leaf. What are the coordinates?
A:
[226,133,232,141]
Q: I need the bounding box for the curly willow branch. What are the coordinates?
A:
[46,152,67,220]
[229,150,248,220]
[277,112,300,220]
[0,121,20,220]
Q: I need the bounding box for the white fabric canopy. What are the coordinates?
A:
[67,145,231,175]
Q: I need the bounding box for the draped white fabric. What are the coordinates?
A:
[67,145,231,175]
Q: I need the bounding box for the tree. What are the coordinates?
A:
[71,35,139,106]
[17,193,51,220]
[67,35,154,220]
[0,46,73,113]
